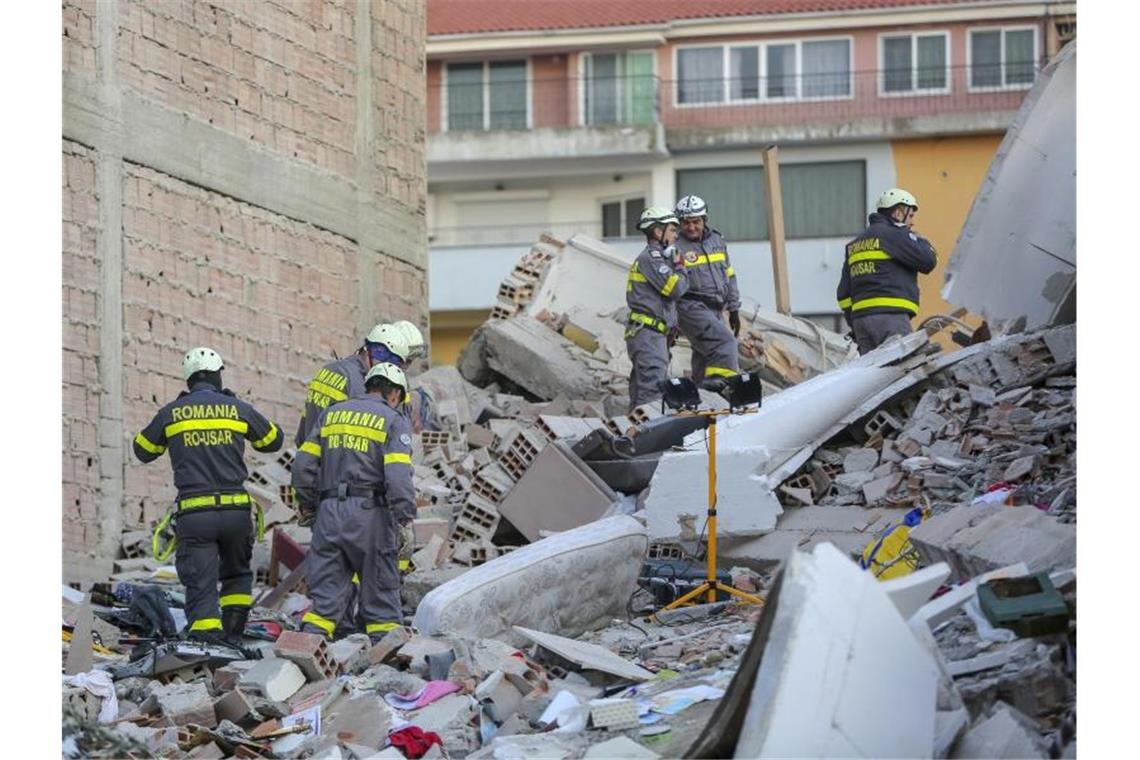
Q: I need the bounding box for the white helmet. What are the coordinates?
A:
[393,320,426,359]
[364,323,412,362]
[876,188,918,211]
[365,362,408,392]
[182,346,223,380]
[636,206,680,232]
[674,195,708,219]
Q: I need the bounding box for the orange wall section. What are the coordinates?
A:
[890,134,1003,346]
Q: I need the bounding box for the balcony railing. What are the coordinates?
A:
[427,62,1041,136]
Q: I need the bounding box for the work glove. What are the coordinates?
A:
[398,521,415,572]
[728,310,741,337]
[296,501,316,528]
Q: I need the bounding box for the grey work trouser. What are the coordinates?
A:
[677,299,739,381]
[175,508,253,636]
[626,324,670,412]
[852,311,913,354]
[302,496,401,640]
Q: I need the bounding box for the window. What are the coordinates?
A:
[583,51,656,125]
[676,161,865,241]
[677,38,851,105]
[601,196,646,238]
[970,27,1038,89]
[677,47,723,104]
[881,32,949,94]
[446,60,527,131]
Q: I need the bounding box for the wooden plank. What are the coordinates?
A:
[255,557,309,610]
[761,146,792,315]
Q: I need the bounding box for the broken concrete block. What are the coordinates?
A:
[909,504,1004,572]
[213,688,256,725]
[408,693,479,755]
[881,563,951,620]
[734,543,940,759]
[412,533,446,571]
[239,658,307,702]
[213,661,259,693]
[584,736,659,758]
[950,703,1048,759]
[309,694,393,755]
[274,630,340,682]
[946,507,1076,578]
[862,472,902,504]
[475,670,524,723]
[498,440,618,542]
[152,682,217,728]
[413,518,450,546]
[835,471,875,494]
[414,516,646,645]
[328,635,371,675]
[1002,455,1036,481]
[843,448,879,473]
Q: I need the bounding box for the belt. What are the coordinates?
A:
[319,484,387,505]
[682,292,725,310]
[178,492,250,511]
[629,312,668,334]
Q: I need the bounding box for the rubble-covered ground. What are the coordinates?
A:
[64,236,1076,759]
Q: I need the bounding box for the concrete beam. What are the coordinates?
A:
[428,124,664,165]
[94,0,124,564]
[665,111,1017,152]
[62,73,424,271]
[354,0,379,334]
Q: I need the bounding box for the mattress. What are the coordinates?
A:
[412,515,648,646]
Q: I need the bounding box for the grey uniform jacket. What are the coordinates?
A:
[837,212,937,321]
[291,395,416,524]
[133,382,283,499]
[625,241,690,332]
[295,354,369,446]
[674,227,740,312]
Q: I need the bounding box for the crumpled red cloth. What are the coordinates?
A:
[388,725,443,759]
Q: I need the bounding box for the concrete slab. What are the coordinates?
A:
[881,563,951,620]
[909,505,1004,572]
[946,507,1075,578]
[513,627,654,682]
[950,703,1048,759]
[152,682,216,728]
[735,543,940,758]
[584,736,660,758]
[497,441,617,542]
[645,335,925,542]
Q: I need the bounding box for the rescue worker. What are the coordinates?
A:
[294,323,412,447]
[673,195,742,387]
[836,188,938,354]
[133,347,283,644]
[290,363,416,642]
[625,206,689,410]
[391,320,440,434]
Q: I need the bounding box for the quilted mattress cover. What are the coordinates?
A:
[411,515,648,645]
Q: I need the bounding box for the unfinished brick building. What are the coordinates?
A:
[62,0,427,581]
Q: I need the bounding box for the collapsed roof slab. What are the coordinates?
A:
[941,42,1076,329]
[645,332,929,542]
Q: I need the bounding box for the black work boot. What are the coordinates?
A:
[221,607,250,647]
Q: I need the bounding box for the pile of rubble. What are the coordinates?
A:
[63,235,1077,758]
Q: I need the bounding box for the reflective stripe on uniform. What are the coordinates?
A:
[302,611,336,636]
[398,559,410,571]
[365,621,400,635]
[320,424,388,443]
[134,432,165,455]
[165,418,249,437]
[190,617,223,632]
[299,441,322,458]
[838,297,853,310]
[682,252,727,267]
[725,266,736,277]
[628,271,648,283]
[661,273,680,296]
[851,296,919,314]
[309,380,348,402]
[384,452,412,465]
[252,423,279,450]
[629,311,667,334]
[179,492,251,510]
[704,366,738,378]
[351,572,360,585]
[219,593,253,608]
[847,250,892,265]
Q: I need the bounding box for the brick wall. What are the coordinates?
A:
[116,0,359,176]
[63,0,428,568]
[63,141,103,554]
